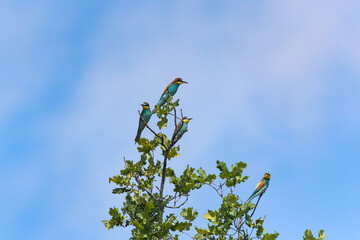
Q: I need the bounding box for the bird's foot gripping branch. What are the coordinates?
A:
[103,79,325,239]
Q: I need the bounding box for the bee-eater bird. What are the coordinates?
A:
[246,172,271,202]
[152,78,188,114]
[135,102,152,143]
[172,116,192,142]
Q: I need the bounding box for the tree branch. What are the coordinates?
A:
[133,173,158,201]
[239,193,263,230]
[230,183,237,194]
[165,195,189,209]
[207,183,223,198]
[178,230,195,239]
[138,110,168,151]
[249,193,262,219]
[159,150,169,220]
[168,112,182,121]
[173,107,177,128]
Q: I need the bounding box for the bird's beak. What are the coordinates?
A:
[181,80,188,84]
[189,118,193,120]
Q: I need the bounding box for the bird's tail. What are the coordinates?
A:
[246,194,255,203]
[134,131,141,143]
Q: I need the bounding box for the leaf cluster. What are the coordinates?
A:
[103,99,215,239]
[303,229,325,240]
[194,161,279,240]
[103,95,325,240]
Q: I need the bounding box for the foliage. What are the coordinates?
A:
[303,229,326,240]
[102,96,325,239]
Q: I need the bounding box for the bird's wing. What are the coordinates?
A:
[247,178,266,202]
[162,84,171,95]
[176,120,183,131]
[173,120,183,138]
[254,179,265,192]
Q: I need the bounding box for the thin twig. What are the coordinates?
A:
[249,193,263,218]
[178,230,195,240]
[173,108,177,128]
[249,227,255,240]
[207,183,223,198]
[138,110,168,151]
[165,195,189,209]
[220,181,224,196]
[170,120,181,144]
[230,183,237,194]
[133,173,158,201]
[173,192,177,207]
[123,156,159,201]
[227,226,240,237]
[174,193,179,206]
[159,150,169,220]
[234,211,242,239]
[138,110,162,139]
[168,112,182,121]
[239,193,263,230]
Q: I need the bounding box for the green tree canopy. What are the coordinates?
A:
[103,95,325,240]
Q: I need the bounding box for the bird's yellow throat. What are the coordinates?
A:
[142,106,150,109]
[264,174,271,180]
[183,119,189,123]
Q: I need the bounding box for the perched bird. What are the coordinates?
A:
[172,116,192,142]
[134,102,152,143]
[246,172,271,202]
[152,78,188,114]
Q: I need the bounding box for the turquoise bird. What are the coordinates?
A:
[152,78,188,114]
[246,172,271,202]
[172,116,192,142]
[135,102,152,143]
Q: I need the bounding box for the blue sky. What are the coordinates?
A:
[1,1,360,239]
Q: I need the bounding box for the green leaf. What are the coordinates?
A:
[145,201,155,210]
[109,174,131,186]
[216,161,229,177]
[102,207,126,230]
[172,221,192,232]
[109,207,119,216]
[262,232,280,240]
[197,168,206,179]
[132,220,144,229]
[165,167,175,177]
[172,99,180,108]
[181,207,198,221]
[303,229,325,240]
[216,160,248,187]
[168,145,180,159]
[257,225,264,237]
[318,230,325,240]
[112,187,130,194]
[304,229,314,240]
[102,220,114,230]
[204,210,220,225]
[157,116,168,130]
